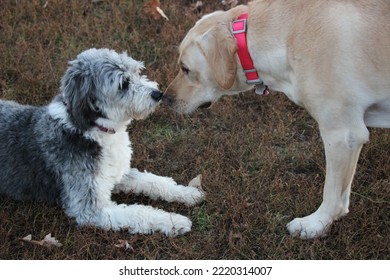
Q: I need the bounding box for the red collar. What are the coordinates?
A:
[232,13,269,95]
[62,97,116,134]
[95,123,116,134]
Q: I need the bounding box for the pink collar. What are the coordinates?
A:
[95,123,116,134]
[232,13,269,96]
[61,97,116,134]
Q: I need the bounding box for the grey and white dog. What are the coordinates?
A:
[0,48,204,236]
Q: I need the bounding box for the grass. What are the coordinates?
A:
[0,0,389,260]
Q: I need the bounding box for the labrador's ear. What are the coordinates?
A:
[197,24,238,90]
[60,59,101,132]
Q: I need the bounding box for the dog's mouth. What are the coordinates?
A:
[198,102,212,110]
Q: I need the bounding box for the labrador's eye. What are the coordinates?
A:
[181,64,190,75]
[120,78,130,90]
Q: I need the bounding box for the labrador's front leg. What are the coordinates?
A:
[287,118,369,239]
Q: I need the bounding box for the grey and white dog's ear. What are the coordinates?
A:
[60,57,101,132]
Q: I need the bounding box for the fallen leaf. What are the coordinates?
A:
[156,6,169,21]
[188,174,202,189]
[221,0,239,9]
[20,233,62,248]
[144,0,169,21]
[21,234,33,242]
[115,239,133,252]
[41,233,63,248]
[193,1,203,13]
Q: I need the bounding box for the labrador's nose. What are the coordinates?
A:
[151,90,163,102]
[162,94,174,106]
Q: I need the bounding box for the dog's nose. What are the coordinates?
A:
[151,90,163,102]
[162,94,174,106]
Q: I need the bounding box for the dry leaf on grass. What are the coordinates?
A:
[144,0,169,21]
[221,0,239,8]
[114,239,133,252]
[188,174,202,189]
[20,233,63,248]
[193,1,203,13]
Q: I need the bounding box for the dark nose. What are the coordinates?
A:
[151,90,163,102]
[162,94,174,106]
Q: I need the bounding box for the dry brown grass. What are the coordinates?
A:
[0,0,389,260]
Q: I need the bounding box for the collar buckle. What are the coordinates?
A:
[232,18,247,34]
[243,69,262,84]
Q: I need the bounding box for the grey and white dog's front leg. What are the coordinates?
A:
[114,168,205,206]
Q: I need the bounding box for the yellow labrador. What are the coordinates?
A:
[163,0,390,239]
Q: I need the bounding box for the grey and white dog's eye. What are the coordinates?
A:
[120,78,130,90]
